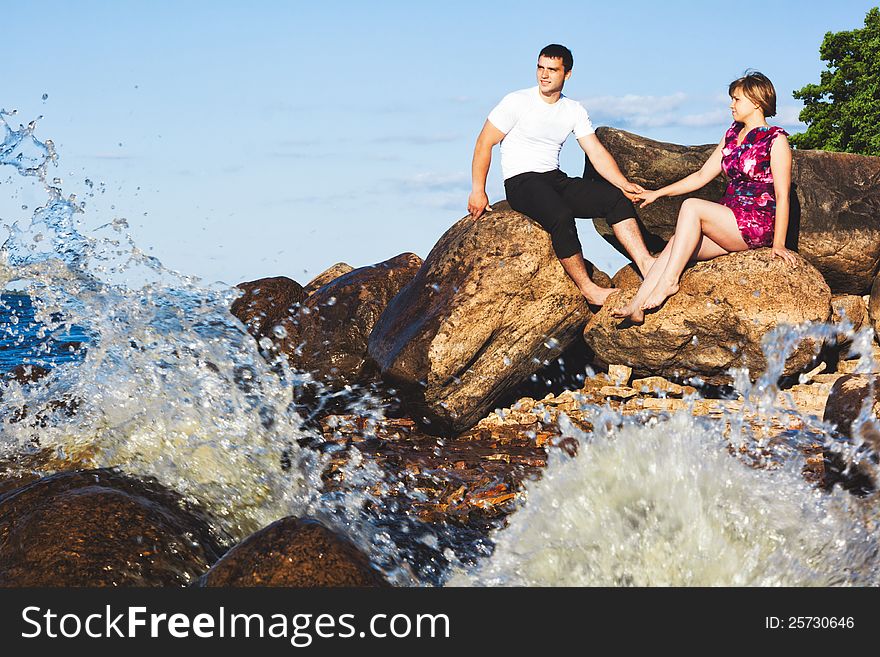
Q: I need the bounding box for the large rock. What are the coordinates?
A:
[0,469,225,586]
[368,202,606,434]
[591,127,880,295]
[276,253,422,387]
[584,250,832,384]
[231,276,306,343]
[201,516,388,587]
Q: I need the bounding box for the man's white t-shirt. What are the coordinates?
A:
[487,86,595,181]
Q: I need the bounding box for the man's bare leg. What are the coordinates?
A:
[611,217,655,278]
[559,252,617,306]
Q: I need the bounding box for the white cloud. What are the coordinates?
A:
[580,92,716,130]
[775,105,806,130]
[582,92,689,117]
[581,92,808,133]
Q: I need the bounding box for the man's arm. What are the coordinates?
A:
[577,133,644,196]
[635,138,725,206]
[468,120,506,219]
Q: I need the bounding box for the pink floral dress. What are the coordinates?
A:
[719,122,788,248]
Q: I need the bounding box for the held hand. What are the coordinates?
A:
[621,181,645,195]
[468,191,492,219]
[637,190,662,207]
[771,245,798,265]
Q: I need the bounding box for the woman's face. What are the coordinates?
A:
[729,87,761,123]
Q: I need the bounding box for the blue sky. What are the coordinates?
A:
[3,1,878,285]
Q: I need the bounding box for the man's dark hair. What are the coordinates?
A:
[539,44,573,72]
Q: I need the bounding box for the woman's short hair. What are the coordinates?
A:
[729,71,777,118]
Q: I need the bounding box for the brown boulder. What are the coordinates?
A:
[822,374,880,494]
[830,295,867,334]
[201,516,388,587]
[304,262,354,295]
[368,202,602,433]
[0,469,225,586]
[823,374,880,449]
[276,253,422,387]
[231,276,306,343]
[584,249,831,384]
[591,127,880,294]
[611,263,643,291]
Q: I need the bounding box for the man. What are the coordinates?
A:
[467,44,653,306]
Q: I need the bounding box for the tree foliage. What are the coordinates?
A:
[790,7,880,155]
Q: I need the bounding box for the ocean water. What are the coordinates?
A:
[0,292,88,372]
[1,110,879,587]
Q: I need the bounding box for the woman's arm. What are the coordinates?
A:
[769,134,797,264]
[638,137,725,206]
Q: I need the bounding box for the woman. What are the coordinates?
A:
[612,71,797,324]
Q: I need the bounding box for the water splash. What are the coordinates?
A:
[0,112,416,583]
[449,410,878,586]
[3,112,879,588]
[448,320,880,586]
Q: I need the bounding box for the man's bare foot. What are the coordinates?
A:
[582,286,618,306]
[640,280,680,313]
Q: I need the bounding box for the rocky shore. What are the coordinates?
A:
[1,129,879,587]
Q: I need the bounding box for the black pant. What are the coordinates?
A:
[504,169,636,259]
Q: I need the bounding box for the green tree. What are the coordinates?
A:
[791,7,880,155]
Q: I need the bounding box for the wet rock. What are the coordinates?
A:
[201,516,388,587]
[2,364,50,386]
[320,414,556,524]
[231,276,306,343]
[592,127,880,294]
[276,252,422,387]
[0,469,226,587]
[368,202,603,434]
[304,262,354,295]
[821,374,880,494]
[823,374,880,449]
[585,249,831,385]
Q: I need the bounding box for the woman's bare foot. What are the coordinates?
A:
[627,306,646,324]
[581,285,618,307]
[611,299,638,318]
[640,279,680,313]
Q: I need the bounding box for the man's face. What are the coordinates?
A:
[536,55,571,94]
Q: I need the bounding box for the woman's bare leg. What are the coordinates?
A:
[638,199,747,317]
[611,237,674,318]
